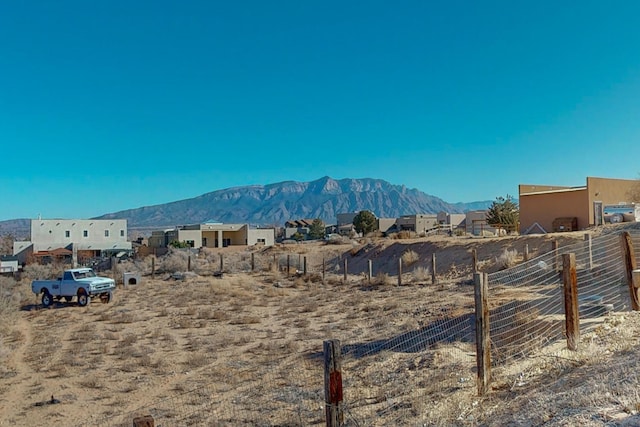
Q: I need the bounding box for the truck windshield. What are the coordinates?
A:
[73,270,96,279]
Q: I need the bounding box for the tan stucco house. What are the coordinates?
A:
[519,176,639,234]
[149,222,275,249]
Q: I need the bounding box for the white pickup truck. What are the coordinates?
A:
[31,267,115,308]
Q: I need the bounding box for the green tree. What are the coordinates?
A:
[168,240,191,249]
[486,195,519,233]
[353,210,378,235]
[291,232,305,242]
[307,218,326,240]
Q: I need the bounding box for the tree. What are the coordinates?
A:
[169,240,191,249]
[291,232,305,242]
[353,210,378,236]
[486,195,519,233]
[307,218,326,240]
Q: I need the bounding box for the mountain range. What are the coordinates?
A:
[0,177,493,235]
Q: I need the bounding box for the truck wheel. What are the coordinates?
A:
[77,290,90,307]
[41,292,53,308]
[100,292,112,304]
[610,213,624,223]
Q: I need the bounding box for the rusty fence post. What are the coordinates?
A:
[562,253,580,350]
[324,340,344,427]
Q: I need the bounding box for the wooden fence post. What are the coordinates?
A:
[251,253,255,272]
[220,254,224,272]
[621,232,640,311]
[524,244,529,262]
[562,253,580,350]
[322,258,326,281]
[133,415,155,427]
[472,248,478,273]
[398,258,402,286]
[474,272,491,395]
[151,257,155,280]
[343,259,347,283]
[431,253,437,286]
[187,255,191,272]
[584,234,593,270]
[303,256,307,276]
[368,259,372,284]
[287,254,291,276]
[324,340,344,427]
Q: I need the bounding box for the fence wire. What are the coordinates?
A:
[90,230,640,426]
[487,232,632,366]
[94,350,324,427]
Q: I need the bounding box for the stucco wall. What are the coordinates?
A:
[519,189,589,233]
[29,219,130,252]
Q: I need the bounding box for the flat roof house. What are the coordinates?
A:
[148,222,275,249]
[13,219,132,265]
[519,176,639,234]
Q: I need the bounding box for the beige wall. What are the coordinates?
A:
[29,219,130,252]
[519,177,639,233]
[519,188,589,233]
[586,177,639,224]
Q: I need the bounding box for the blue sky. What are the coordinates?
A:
[2,1,640,221]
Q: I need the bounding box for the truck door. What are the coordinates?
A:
[60,270,77,296]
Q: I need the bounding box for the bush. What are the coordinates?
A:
[401,250,419,266]
[412,266,431,282]
[22,263,61,281]
[497,248,518,269]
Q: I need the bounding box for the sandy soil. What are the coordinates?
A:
[2,228,640,426]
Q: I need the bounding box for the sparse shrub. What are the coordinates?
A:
[159,248,189,273]
[325,235,346,245]
[401,249,419,266]
[374,272,393,286]
[497,248,519,269]
[412,266,431,282]
[22,263,61,281]
[390,231,414,240]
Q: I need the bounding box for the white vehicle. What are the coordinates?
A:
[603,204,640,223]
[31,267,115,308]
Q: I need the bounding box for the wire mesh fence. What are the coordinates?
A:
[82,229,640,426]
[94,349,324,427]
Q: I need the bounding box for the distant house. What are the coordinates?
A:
[396,214,439,233]
[464,210,499,236]
[0,256,19,273]
[437,212,466,230]
[148,222,275,249]
[284,219,323,240]
[13,219,132,265]
[519,176,640,234]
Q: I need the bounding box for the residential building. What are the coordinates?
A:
[396,214,438,233]
[519,176,639,234]
[148,222,275,249]
[464,210,497,236]
[13,219,132,265]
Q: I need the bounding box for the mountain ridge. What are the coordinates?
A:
[0,177,494,235]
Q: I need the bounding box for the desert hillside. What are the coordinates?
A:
[1,228,640,426]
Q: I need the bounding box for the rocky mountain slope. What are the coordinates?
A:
[0,177,492,234]
[95,176,491,227]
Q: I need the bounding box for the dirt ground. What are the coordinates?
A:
[2,228,640,426]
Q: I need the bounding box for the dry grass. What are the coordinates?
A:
[4,230,640,426]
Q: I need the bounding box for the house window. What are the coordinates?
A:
[83,230,88,237]
[185,240,195,247]
[120,230,125,237]
[104,230,110,237]
[257,238,266,244]
[65,231,70,238]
